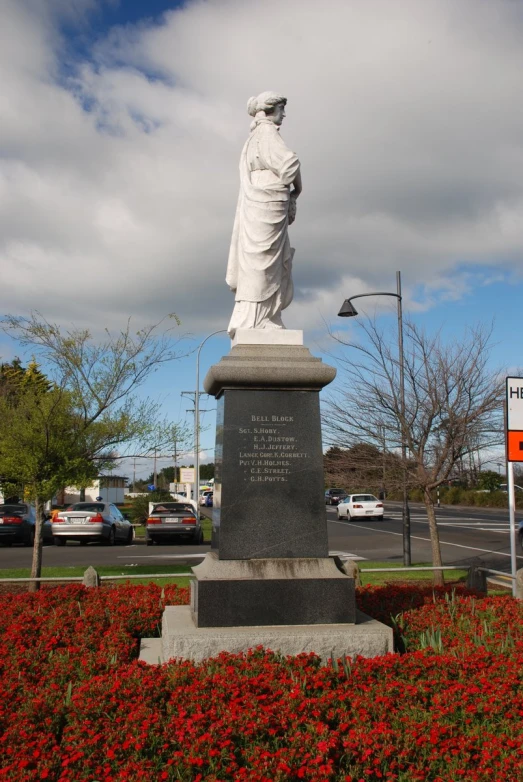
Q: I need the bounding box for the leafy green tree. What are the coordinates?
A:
[0,373,103,588]
[200,463,215,482]
[1,313,186,588]
[477,470,502,492]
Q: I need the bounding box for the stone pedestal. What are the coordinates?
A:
[141,332,394,664]
[205,342,336,562]
[190,552,355,627]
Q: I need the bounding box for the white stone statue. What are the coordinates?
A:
[226,92,302,338]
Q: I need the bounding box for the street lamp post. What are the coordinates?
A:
[194,330,227,502]
[338,270,411,566]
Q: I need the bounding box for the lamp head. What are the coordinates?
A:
[337,299,358,317]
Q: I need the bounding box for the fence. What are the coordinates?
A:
[1,562,522,598]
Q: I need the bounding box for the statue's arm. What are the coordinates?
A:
[292,169,302,198]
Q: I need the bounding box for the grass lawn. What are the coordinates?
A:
[0,558,471,590]
[0,564,193,588]
[356,561,469,586]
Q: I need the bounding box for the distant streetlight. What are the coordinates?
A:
[194,330,227,500]
[338,270,411,566]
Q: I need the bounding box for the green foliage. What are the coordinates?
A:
[129,490,174,524]
[0,366,99,500]
[200,462,215,481]
[0,358,51,399]
[1,312,186,459]
[476,470,502,492]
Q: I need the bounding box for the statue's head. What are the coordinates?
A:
[247,91,287,126]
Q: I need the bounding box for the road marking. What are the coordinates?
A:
[117,553,208,559]
[328,519,523,560]
[435,526,511,533]
[385,514,507,523]
[386,514,511,529]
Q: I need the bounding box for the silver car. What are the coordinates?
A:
[146,502,203,545]
[52,501,134,546]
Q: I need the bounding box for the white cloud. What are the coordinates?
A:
[2,0,523,339]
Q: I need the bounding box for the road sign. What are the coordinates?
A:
[506,377,523,461]
[180,468,195,483]
[505,378,521,596]
[507,431,523,461]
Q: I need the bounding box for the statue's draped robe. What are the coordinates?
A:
[226,119,300,336]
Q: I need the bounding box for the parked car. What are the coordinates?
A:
[0,503,53,547]
[325,488,348,506]
[52,502,134,546]
[205,492,213,508]
[500,484,523,493]
[199,490,213,506]
[146,502,203,545]
[337,494,384,521]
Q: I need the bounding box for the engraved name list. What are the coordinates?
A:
[238,414,308,483]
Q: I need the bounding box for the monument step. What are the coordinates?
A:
[160,606,394,664]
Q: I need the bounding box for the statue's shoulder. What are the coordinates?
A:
[252,119,279,136]
[255,122,286,148]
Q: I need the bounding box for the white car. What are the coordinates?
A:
[337,494,384,521]
[199,491,213,506]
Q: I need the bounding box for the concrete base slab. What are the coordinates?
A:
[139,637,163,665]
[159,605,394,664]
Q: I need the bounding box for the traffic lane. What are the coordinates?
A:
[0,502,518,570]
[326,505,522,569]
[0,538,210,569]
[386,500,517,524]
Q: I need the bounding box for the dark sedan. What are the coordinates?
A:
[0,503,53,547]
[325,489,348,506]
[146,502,203,545]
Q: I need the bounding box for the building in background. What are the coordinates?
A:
[56,475,128,506]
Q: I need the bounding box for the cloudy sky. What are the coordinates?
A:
[1,0,522,477]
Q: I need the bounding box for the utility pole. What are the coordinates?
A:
[191,329,227,503]
[397,270,411,566]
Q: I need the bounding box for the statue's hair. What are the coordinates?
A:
[247,91,287,117]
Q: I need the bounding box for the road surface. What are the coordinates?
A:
[0,502,519,573]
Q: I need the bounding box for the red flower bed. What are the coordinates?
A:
[0,582,521,781]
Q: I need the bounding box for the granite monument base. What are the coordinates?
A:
[190,552,355,627]
[147,606,394,664]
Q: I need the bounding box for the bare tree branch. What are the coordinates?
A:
[323,318,505,581]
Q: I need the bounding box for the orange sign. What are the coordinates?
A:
[507,430,523,462]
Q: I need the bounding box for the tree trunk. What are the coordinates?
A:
[423,488,444,586]
[29,494,44,593]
